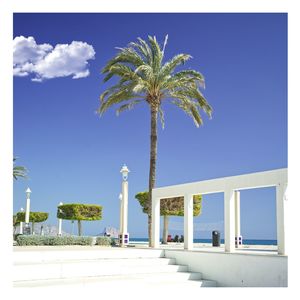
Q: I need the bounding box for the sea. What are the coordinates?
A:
[130,237,277,245]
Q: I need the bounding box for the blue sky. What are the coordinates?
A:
[13,13,287,239]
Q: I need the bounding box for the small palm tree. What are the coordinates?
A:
[98,35,212,246]
[13,157,28,180]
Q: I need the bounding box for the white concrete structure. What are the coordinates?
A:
[13,246,286,287]
[151,168,288,255]
[58,202,63,236]
[164,250,287,287]
[119,165,130,246]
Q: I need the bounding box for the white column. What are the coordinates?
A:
[58,202,63,236]
[119,193,123,234]
[235,191,241,248]
[19,222,23,234]
[184,194,194,250]
[25,196,30,224]
[122,180,128,234]
[276,183,287,255]
[224,189,235,252]
[151,196,160,248]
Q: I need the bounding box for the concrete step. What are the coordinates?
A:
[14,258,189,281]
[13,248,218,288]
[14,272,216,288]
[15,257,176,266]
[13,247,164,264]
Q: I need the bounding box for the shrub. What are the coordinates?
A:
[96,236,112,246]
[16,235,93,246]
[17,235,45,246]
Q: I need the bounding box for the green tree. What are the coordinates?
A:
[13,157,28,180]
[98,35,212,245]
[16,212,48,234]
[135,192,202,244]
[57,204,102,236]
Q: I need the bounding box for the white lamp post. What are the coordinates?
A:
[58,202,63,236]
[19,207,24,234]
[25,188,31,234]
[119,164,130,247]
[119,193,123,238]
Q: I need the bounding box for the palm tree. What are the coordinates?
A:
[13,157,28,180]
[98,35,212,246]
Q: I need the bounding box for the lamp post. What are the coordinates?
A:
[19,207,24,234]
[58,202,63,236]
[25,188,31,235]
[119,193,123,239]
[119,164,130,247]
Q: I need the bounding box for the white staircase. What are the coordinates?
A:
[13,247,217,288]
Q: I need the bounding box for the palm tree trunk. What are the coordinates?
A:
[78,220,82,236]
[162,215,169,244]
[148,107,158,247]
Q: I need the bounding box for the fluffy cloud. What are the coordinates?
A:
[13,36,95,82]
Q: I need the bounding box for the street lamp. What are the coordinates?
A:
[19,207,24,234]
[120,164,130,181]
[25,188,31,235]
[119,164,130,247]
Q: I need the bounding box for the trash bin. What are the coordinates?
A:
[212,230,220,247]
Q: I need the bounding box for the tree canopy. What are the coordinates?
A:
[135,191,202,217]
[57,204,102,221]
[16,212,48,223]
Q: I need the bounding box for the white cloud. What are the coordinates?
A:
[13,36,95,82]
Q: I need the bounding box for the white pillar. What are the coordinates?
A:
[122,181,128,234]
[276,183,287,255]
[119,193,123,234]
[235,191,241,248]
[119,165,130,246]
[151,196,160,248]
[184,194,194,250]
[224,189,235,252]
[25,195,30,224]
[58,202,63,236]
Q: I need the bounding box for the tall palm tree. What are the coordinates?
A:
[13,157,28,180]
[98,35,212,246]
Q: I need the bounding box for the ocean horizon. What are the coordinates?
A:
[129,237,277,245]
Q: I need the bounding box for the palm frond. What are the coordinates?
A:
[159,54,192,82]
[13,157,28,180]
[116,100,143,116]
[148,35,163,73]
